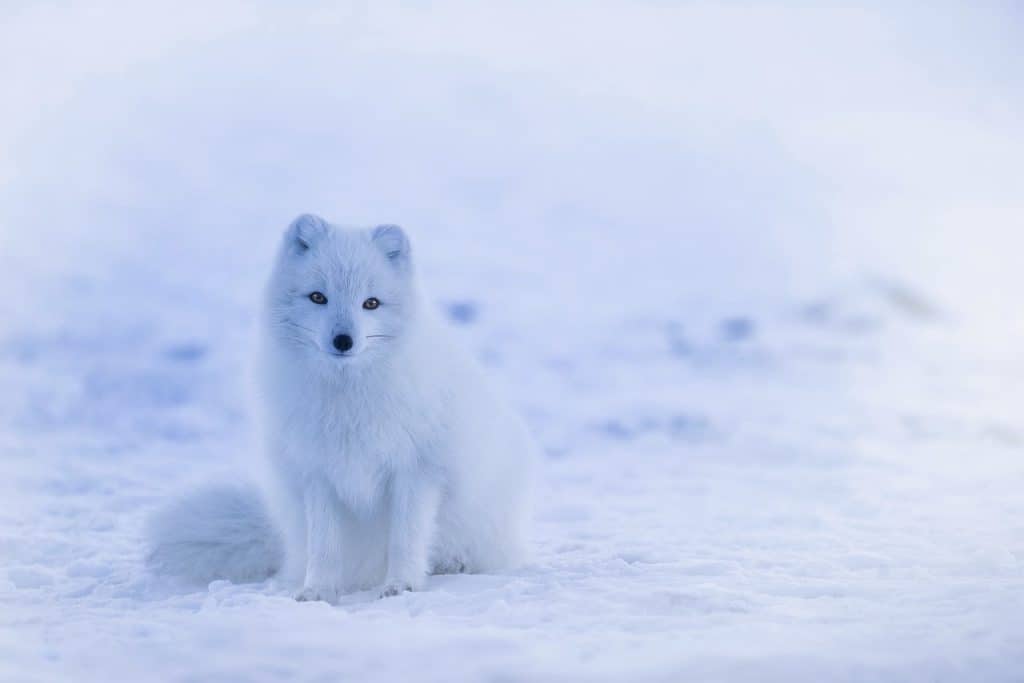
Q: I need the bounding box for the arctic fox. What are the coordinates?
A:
[147,215,536,601]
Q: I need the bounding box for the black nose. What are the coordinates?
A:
[332,334,354,352]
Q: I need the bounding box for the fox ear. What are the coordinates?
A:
[285,214,329,252]
[371,224,411,268]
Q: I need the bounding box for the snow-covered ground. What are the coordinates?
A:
[1,2,1023,680]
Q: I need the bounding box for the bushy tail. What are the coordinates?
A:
[146,483,284,585]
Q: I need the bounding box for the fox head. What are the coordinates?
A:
[265,214,417,365]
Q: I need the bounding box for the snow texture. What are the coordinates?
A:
[1,2,1023,681]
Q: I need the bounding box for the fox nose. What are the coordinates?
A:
[332,334,354,352]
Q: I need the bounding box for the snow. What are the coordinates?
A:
[2,1,1023,680]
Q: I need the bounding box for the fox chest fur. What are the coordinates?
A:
[265,360,448,514]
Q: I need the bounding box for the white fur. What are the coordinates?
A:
[147,215,536,601]
[145,483,283,585]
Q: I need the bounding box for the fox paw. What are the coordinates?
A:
[378,582,412,599]
[295,584,339,604]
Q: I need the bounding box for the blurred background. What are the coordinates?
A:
[3,2,1022,338]
[1,2,1022,680]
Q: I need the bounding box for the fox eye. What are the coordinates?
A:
[362,297,380,310]
[309,292,327,305]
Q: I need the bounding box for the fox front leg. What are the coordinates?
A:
[294,479,345,604]
[380,471,441,598]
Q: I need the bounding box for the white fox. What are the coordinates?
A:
[147,215,536,601]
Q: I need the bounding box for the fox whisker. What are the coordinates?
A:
[278,320,317,334]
